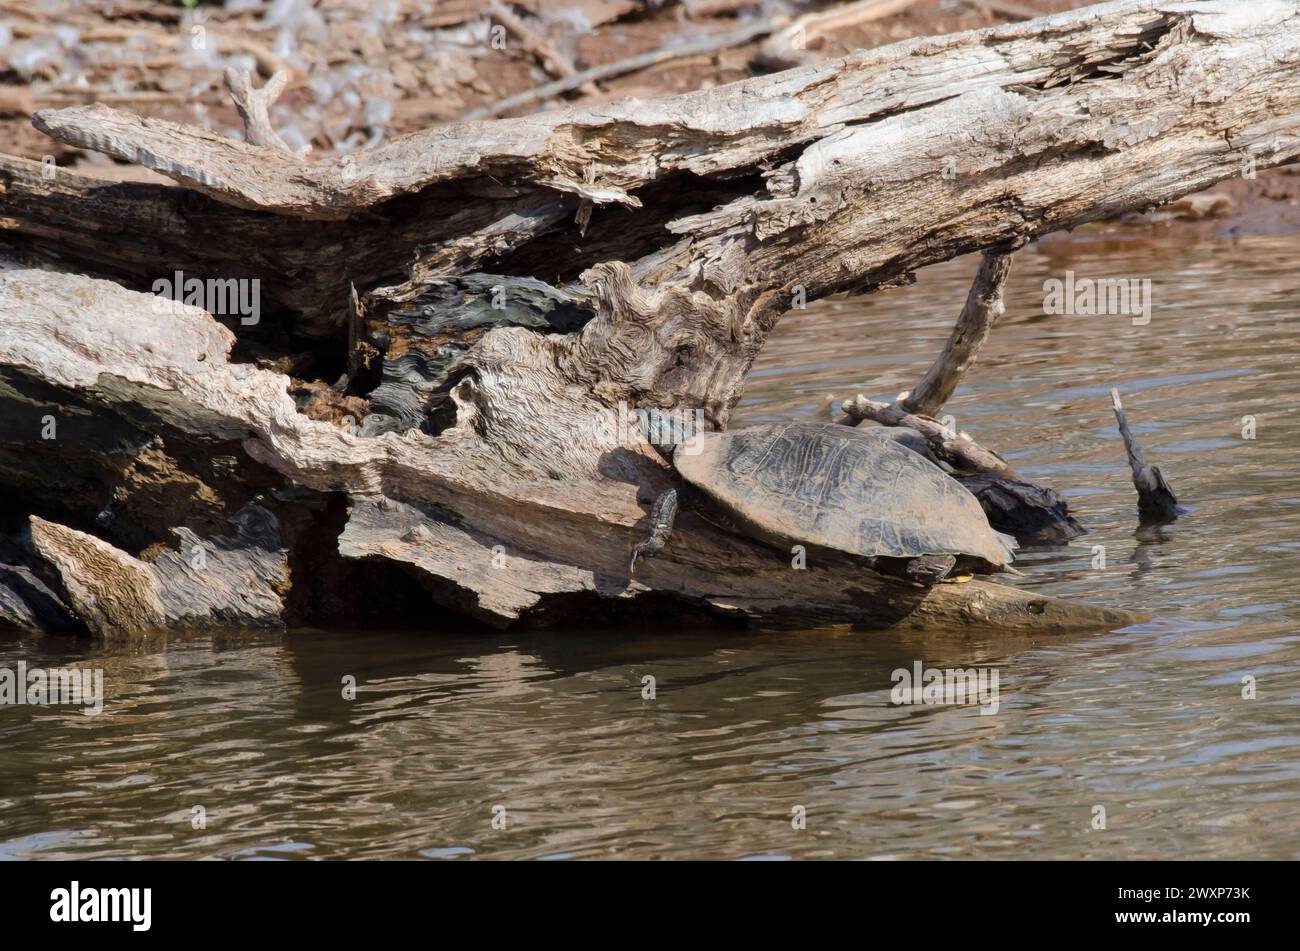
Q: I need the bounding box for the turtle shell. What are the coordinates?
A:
[674,421,1015,570]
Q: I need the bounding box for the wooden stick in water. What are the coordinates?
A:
[1110,388,1180,522]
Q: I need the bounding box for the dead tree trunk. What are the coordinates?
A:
[3,0,1298,635]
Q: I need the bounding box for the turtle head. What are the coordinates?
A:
[635,407,707,463]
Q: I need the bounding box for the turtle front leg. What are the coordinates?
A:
[630,489,680,575]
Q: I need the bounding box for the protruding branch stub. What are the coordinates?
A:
[1110,387,1180,522]
[840,394,1020,480]
[223,67,300,157]
[835,241,1022,470]
[900,243,1020,418]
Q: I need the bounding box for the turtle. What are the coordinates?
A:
[629,420,1017,585]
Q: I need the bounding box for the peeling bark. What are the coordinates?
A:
[27,516,167,638]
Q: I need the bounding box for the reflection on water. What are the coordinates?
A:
[2,231,1299,859]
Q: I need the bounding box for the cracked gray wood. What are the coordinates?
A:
[5,0,1297,633]
[0,267,1140,633]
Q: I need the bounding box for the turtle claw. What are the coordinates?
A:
[628,543,652,576]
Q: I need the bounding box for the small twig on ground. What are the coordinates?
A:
[962,0,1041,21]
[465,18,778,119]
[489,1,600,98]
[756,0,923,70]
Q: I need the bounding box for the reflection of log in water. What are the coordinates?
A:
[4,0,1295,636]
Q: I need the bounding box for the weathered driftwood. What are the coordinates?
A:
[6,0,1299,634]
[837,246,1085,545]
[0,152,447,333]
[11,1,1300,334]
[360,274,594,433]
[952,473,1085,546]
[1110,387,1181,522]
[10,507,289,638]
[145,503,290,629]
[0,266,1139,634]
[834,245,1020,465]
[840,395,1085,547]
[901,248,1017,419]
[840,394,1020,480]
[27,516,166,638]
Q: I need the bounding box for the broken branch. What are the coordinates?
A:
[756,0,924,70]
[901,247,1018,418]
[839,395,1020,480]
[1111,388,1180,522]
[489,1,600,98]
[446,18,778,119]
[10,0,1294,633]
[223,67,297,156]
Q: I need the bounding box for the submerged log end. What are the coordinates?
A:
[956,473,1087,546]
[1110,388,1181,522]
[340,494,1139,635]
[902,577,1146,635]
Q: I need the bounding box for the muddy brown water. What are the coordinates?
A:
[2,228,1298,859]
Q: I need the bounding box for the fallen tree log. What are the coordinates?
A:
[4,0,1298,634]
[11,1,1299,334]
[0,265,1140,634]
